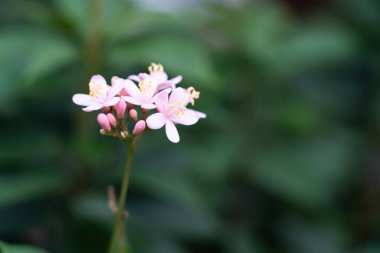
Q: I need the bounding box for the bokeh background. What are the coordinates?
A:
[1,0,380,252]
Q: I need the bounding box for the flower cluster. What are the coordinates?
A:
[72,63,206,143]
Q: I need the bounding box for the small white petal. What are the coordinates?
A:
[153,92,169,113]
[82,103,103,112]
[72,94,96,106]
[122,96,142,105]
[172,110,199,126]
[165,120,180,143]
[128,75,140,82]
[124,79,140,97]
[187,109,207,119]
[141,103,156,110]
[169,75,182,86]
[104,97,120,106]
[146,113,166,129]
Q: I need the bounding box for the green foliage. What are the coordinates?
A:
[0,241,48,253]
[0,0,379,253]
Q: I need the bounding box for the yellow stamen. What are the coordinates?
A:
[148,63,164,74]
[187,86,200,106]
[89,81,106,97]
[168,101,186,116]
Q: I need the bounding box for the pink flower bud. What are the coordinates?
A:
[97,113,111,132]
[113,99,127,119]
[133,120,146,135]
[129,109,138,121]
[107,113,117,128]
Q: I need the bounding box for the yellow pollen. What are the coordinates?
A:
[138,79,153,94]
[168,101,186,116]
[89,81,105,97]
[187,86,200,106]
[148,63,164,73]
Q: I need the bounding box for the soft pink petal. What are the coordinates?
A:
[72,94,96,106]
[104,97,120,106]
[187,109,207,119]
[108,77,125,97]
[122,96,142,105]
[146,113,166,129]
[172,110,199,126]
[156,81,171,91]
[82,103,103,112]
[128,75,141,82]
[153,92,169,113]
[91,75,107,87]
[169,87,190,105]
[141,103,156,110]
[169,75,182,86]
[124,79,140,97]
[165,120,180,143]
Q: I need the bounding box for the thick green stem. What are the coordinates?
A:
[108,141,134,253]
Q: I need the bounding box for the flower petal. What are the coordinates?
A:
[108,77,125,97]
[169,75,182,87]
[141,103,157,110]
[104,97,120,106]
[169,87,190,105]
[172,110,199,126]
[146,113,166,129]
[156,81,171,91]
[165,120,180,143]
[128,75,141,82]
[153,91,169,113]
[72,94,96,106]
[124,79,140,97]
[91,75,107,88]
[82,102,103,112]
[187,109,207,119]
[122,96,142,105]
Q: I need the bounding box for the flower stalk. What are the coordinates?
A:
[108,139,134,253]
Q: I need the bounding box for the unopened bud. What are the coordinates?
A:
[107,113,117,128]
[129,109,138,121]
[113,100,127,119]
[97,113,111,132]
[100,129,107,135]
[133,120,146,135]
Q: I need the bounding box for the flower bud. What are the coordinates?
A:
[133,120,146,135]
[114,99,127,119]
[129,109,138,121]
[97,113,111,132]
[107,113,117,128]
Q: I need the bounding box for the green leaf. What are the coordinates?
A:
[109,35,219,90]
[0,172,65,208]
[0,241,48,253]
[0,28,76,103]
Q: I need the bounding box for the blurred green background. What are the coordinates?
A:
[1,0,380,252]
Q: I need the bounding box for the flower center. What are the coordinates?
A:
[89,80,106,97]
[138,78,155,98]
[168,101,186,116]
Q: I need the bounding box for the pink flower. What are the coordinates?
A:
[72,75,123,112]
[146,87,206,143]
[128,63,182,92]
[122,75,161,110]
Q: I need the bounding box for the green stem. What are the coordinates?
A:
[108,141,135,253]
